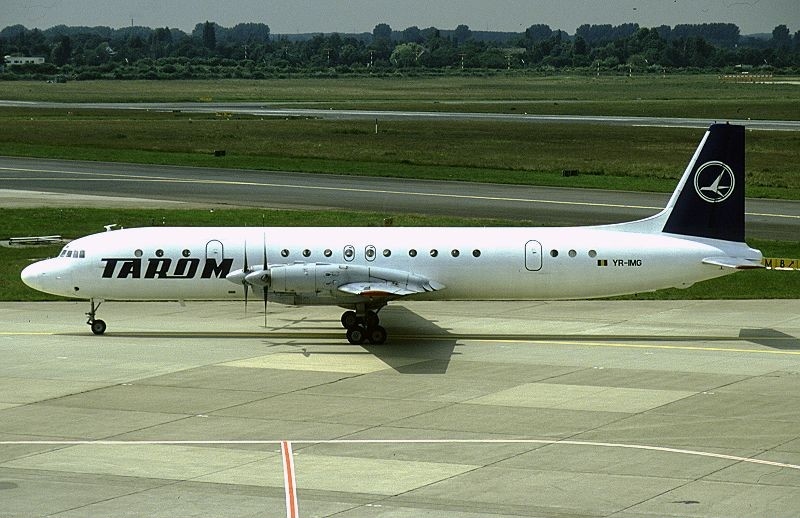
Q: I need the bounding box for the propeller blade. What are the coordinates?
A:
[263,232,268,328]
[243,240,249,313]
[264,286,269,327]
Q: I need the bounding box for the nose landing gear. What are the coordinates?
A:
[86,299,107,335]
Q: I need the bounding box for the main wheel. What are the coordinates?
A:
[364,311,380,330]
[90,319,107,335]
[341,311,358,329]
[366,325,387,345]
[346,325,366,345]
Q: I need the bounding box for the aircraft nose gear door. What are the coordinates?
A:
[525,240,542,271]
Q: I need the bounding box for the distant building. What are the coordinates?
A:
[4,56,46,66]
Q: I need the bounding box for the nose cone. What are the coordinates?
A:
[21,261,47,291]
[21,259,71,296]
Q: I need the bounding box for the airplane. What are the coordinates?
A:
[21,123,763,344]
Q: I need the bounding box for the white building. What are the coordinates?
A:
[4,56,46,66]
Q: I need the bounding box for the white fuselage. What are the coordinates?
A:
[23,225,745,304]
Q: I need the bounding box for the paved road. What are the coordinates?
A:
[1,156,797,240]
[2,100,799,130]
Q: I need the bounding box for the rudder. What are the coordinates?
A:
[661,123,745,242]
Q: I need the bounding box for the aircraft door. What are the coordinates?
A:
[206,240,224,261]
[525,240,542,271]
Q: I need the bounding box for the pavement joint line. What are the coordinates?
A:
[1,439,798,472]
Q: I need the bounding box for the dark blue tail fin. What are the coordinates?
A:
[661,123,745,242]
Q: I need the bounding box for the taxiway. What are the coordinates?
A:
[1,156,798,240]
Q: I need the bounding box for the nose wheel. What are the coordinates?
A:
[90,319,107,335]
[86,299,107,335]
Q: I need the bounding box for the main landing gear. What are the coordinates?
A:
[340,306,387,345]
[86,299,107,335]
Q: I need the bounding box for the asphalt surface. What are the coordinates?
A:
[2,300,799,517]
[1,156,798,240]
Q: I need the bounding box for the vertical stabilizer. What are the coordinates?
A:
[661,123,745,242]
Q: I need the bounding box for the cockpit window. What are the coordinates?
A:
[60,249,86,259]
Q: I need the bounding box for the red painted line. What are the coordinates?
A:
[281,441,299,518]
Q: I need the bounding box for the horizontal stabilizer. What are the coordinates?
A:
[702,256,765,270]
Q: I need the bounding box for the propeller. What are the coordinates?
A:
[229,234,272,328]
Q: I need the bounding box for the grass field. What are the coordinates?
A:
[2,208,798,302]
[2,75,799,120]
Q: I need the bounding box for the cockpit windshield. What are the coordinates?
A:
[59,248,86,259]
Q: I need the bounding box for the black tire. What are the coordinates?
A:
[346,326,366,345]
[341,311,358,329]
[90,319,107,335]
[367,325,387,345]
[365,311,380,330]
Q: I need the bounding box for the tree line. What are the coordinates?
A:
[1,21,799,80]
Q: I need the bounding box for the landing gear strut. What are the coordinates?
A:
[341,306,387,345]
[86,299,106,335]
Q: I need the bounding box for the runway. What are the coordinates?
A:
[1,156,798,240]
[1,300,799,517]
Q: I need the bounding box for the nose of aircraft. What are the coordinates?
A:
[21,261,48,292]
[21,259,69,295]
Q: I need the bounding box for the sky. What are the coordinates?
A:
[3,0,798,36]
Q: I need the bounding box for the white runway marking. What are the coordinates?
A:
[2,439,798,471]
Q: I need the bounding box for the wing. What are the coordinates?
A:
[337,267,445,299]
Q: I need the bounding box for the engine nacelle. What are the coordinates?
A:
[267,263,341,294]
